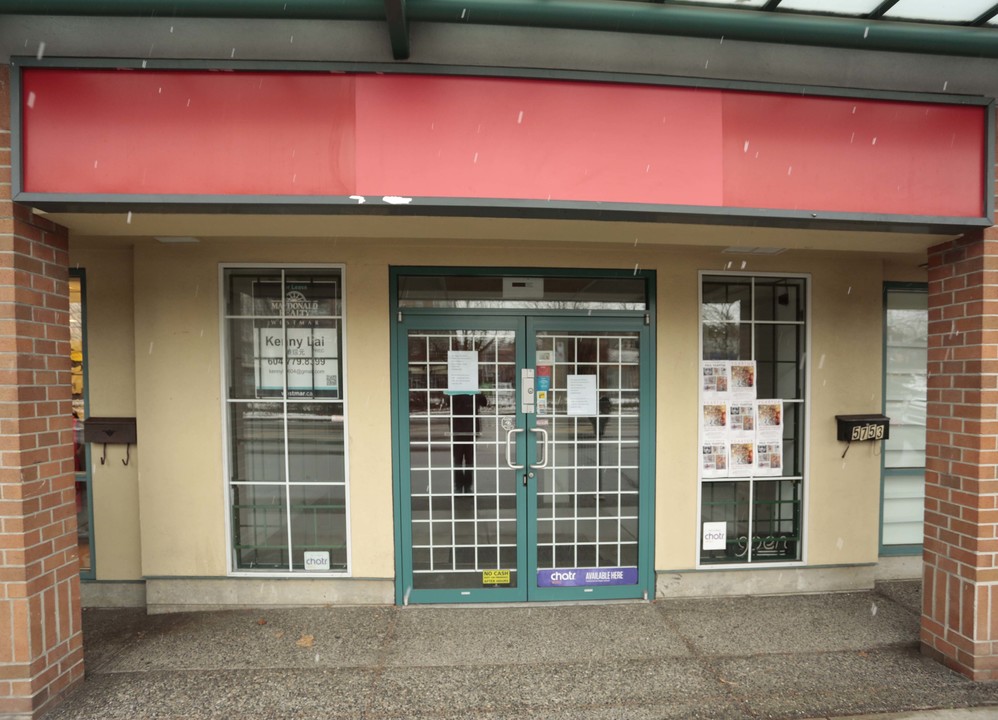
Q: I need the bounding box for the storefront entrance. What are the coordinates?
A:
[391,271,655,603]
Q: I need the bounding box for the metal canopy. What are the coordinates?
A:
[4,0,998,60]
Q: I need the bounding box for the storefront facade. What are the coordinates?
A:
[4,2,998,715]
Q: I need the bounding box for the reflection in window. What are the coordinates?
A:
[70,273,92,575]
[881,286,927,549]
[224,268,349,573]
[699,275,807,565]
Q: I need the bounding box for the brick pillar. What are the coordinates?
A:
[922,230,998,681]
[0,66,84,716]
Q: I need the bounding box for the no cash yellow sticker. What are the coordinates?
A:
[482,569,511,585]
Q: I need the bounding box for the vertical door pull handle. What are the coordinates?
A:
[530,427,549,468]
[505,428,525,470]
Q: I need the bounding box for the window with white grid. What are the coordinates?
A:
[699,274,807,565]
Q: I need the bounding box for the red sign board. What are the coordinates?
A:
[17,68,988,220]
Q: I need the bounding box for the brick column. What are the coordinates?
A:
[0,66,84,716]
[923,230,998,680]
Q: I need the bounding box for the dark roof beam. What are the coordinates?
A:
[972,3,998,26]
[868,1,901,19]
[384,0,410,59]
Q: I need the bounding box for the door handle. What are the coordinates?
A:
[530,427,549,468]
[505,428,524,470]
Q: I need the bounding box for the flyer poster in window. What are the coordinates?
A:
[447,351,480,392]
[702,402,728,440]
[729,441,755,474]
[701,361,729,400]
[701,441,729,478]
[728,401,755,440]
[730,361,757,400]
[756,441,783,476]
[756,400,784,440]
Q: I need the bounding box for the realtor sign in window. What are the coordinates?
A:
[252,279,341,397]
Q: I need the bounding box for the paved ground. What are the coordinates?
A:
[47,581,998,719]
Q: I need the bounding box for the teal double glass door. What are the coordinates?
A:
[397,314,651,603]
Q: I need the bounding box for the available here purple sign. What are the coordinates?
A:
[537,567,638,587]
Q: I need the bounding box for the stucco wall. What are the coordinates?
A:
[72,230,901,586]
[69,245,141,580]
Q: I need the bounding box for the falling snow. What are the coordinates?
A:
[36,41,45,60]
[26,92,36,109]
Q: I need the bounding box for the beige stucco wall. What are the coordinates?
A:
[69,245,141,580]
[72,225,921,588]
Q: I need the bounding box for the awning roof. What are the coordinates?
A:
[662,0,998,26]
[5,1,998,60]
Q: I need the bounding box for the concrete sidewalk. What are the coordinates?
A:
[46,581,998,719]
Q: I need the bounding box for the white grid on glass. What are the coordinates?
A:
[408,330,518,582]
[697,274,808,566]
[223,268,348,574]
[535,332,641,573]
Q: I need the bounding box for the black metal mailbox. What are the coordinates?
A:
[835,414,890,442]
[83,417,137,445]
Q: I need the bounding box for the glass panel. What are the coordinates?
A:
[885,347,927,375]
[885,0,996,23]
[750,480,802,562]
[289,484,347,570]
[398,275,647,311]
[754,278,805,322]
[232,484,288,570]
[69,275,92,573]
[884,470,925,545]
[756,324,803,400]
[779,0,883,15]
[535,330,641,586]
[882,289,927,543]
[229,402,286,483]
[700,481,750,565]
[671,0,769,7]
[409,329,519,591]
[226,269,283,316]
[286,403,345,483]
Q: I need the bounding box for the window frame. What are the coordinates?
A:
[696,270,811,569]
[219,263,352,578]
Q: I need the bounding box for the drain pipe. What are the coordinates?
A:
[4,0,998,60]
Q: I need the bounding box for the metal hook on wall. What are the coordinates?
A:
[100,443,108,465]
[122,444,131,466]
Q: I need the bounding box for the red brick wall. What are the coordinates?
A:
[0,64,84,716]
[923,229,998,680]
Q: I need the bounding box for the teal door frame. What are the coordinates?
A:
[390,267,656,605]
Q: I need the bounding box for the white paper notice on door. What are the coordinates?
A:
[447,351,479,392]
[566,374,599,416]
